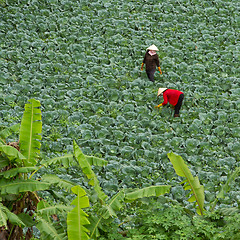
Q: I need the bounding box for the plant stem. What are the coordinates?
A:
[8,226,14,240]
[29,165,44,179]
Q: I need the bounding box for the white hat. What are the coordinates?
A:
[157,88,167,96]
[147,44,159,51]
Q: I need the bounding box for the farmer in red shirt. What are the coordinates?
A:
[155,88,184,117]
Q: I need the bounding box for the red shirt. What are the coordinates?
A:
[162,89,183,106]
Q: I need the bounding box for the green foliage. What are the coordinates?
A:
[1,0,240,238]
[67,186,90,240]
[36,216,67,240]
[74,140,108,202]
[125,201,240,240]
[125,185,171,202]
[0,99,81,239]
[89,190,125,239]
[0,98,172,239]
[19,99,42,166]
[0,143,26,164]
[0,124,20,139]
[217,167,240,199]
[40,154,77,168]
[73,140,171,239]
[168,152,205,215]
[211,167,240,211]
[0,203,25,228]
[0,179,50,194]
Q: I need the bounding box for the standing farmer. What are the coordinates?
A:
[155,88,184,117]
[141,44,162,82]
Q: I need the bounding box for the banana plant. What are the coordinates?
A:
[168,152,240,215]
[73,140,171,239]
[0,99,81,239]
[167,152,205,215]
[211,166,240,212]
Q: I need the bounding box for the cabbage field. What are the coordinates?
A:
[0,0,240,238]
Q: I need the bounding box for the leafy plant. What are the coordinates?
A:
[1,0,240,238]
[0,98,172,239]
[211,166,240,211]
[125,200,240,240]
[168,152,240,216]
[73,140,171,239]
[167,152,205,215]
[0,99,78,239]
[67,186,90,240]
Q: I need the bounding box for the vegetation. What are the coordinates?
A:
[0,0,239,238]
[0,99,171,239]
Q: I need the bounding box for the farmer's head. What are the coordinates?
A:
[157,88,167,98]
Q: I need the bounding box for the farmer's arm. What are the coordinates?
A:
[162,93,168,106]
[155,55,162,74]
[155,95,168,108]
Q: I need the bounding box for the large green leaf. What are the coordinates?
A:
[0,179,50,195]
[17,213,35,227]
[167,152,205,215]
[67,185,90,240]
[36,216,67,240]
[37,200,73,218]
[85,156,108,167]
[19,99,42,166]
[125,185,171,201]
[0,143,26,165]
[89,190,124,239]
[41,174,77,192]
[0,158,9,169]
[217,167,240,199]
[0,123,20,139]
[0,203,7,227]
[0,166,38,178]
[73,140,108,201]
[0,203,25,228]
[40,154,77,168]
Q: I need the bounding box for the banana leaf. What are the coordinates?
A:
[0,203,25,228]
[36,215,67,240]
[37,200,73,217]
[125,185,171,201]
[167,152,205,215]
[0,166,38,178]
[41,174,77,192]
[89,190,124,239]
[19,99,42,166]
[85,156,108,167]
[67,185,90,240]
[40,154,77,168]
[0,144,26,165]
[73,140,108,201]
[0,179,50,195]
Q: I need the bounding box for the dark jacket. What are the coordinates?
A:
[143,51,160,71]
